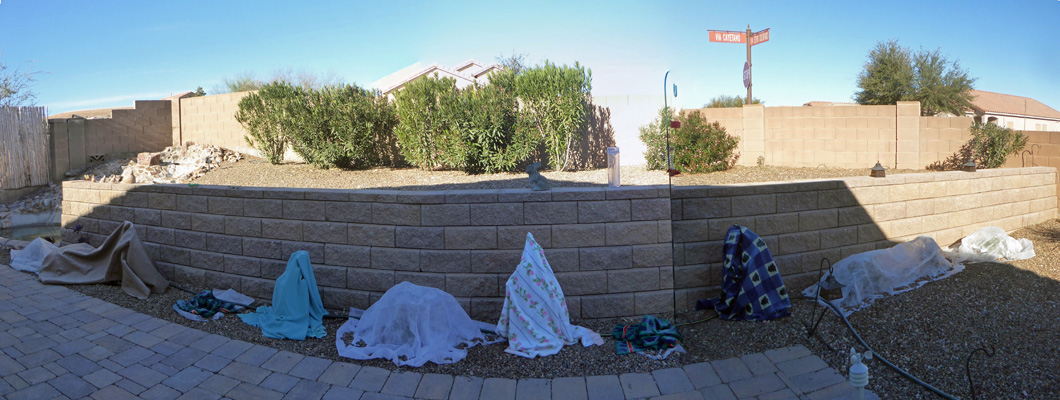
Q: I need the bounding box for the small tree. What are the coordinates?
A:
[855,40,976,116]
[704,95,763,108]
[192,87,207,97]
[221,72,265,93]
[0,56,40,107]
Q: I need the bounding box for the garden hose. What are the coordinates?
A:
[815,298,959,400]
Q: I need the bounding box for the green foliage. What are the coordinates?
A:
[287,85,398,169]
[704,95,762,108]
[444,83,534,173]
[192,87,206,97]
[638,107,676,170]
[671,111,740,173]
[392,75,461,170]
[223,72,265,93]
[855,40,976,116]
[638,108,740,173]
[970,122,1027,168]
[0,56,39,107]
[929,122,1027,170]
[234,82,304,164]
[513,61,592,171]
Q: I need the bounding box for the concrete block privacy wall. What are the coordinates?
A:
[177,92,252,152]
[692,101,974,170]
[59,167,1057,320]
[48,100,174,180]
[58,183,674,320]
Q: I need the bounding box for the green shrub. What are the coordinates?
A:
[511,61,592,171]
[970,122,1027,168]
[235,82,305,164]
[929,122,1027,170]
[445,83,533,173]
[288,85,397,169]
[638,107,676,170]
[393,75,461,170]
[671,111,740,173]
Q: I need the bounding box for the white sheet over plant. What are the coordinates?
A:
[803,236,964,316]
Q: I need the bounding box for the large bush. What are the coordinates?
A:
[445,83,534,173]
[288,85,398,169]
[393,75,461,170]
[640,109,740,173]
[235,82,305,164]
[509,61,592,171]
[929,122,1028,170]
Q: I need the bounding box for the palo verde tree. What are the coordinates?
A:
[854,40,976,116]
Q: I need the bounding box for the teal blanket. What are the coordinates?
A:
[239,251,327,340]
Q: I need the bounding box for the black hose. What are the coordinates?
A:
[819,299,960,400]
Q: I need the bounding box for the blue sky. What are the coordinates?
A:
[1,0,1057,115]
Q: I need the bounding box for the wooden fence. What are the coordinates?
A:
[0,106,50,190]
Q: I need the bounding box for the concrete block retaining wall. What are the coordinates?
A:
[59,183,674,321]
[671,167,1057,310]
[59,167,1057,319]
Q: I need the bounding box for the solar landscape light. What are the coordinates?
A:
[869,162,886,178]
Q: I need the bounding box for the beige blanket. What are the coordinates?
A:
[39,221,169,299]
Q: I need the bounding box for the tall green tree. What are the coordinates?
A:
[855,40,975,116]
[703,95,763,108]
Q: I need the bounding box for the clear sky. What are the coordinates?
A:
[1,0,1057,115]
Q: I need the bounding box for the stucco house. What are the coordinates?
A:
[373,59,503,98]
[965,90,1060,132]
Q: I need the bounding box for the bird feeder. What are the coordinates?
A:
[669,120,682,129]
[962,159,977,172]
[869,162,886,178]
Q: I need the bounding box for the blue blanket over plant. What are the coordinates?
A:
[696,225,791,321]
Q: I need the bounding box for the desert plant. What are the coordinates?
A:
[234,81,305,164]
[393,75,461,170]
[0,56,40,107]
[704,95,763,108]
[444,83,532,173]
[638,106,677,170]
[928,122,1028,170]
[512,61,592,171]
[671,110,740,173]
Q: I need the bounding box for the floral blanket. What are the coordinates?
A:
[495,233,603,358]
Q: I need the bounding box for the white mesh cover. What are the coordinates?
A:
[803,236,963,316]
[9,238,58,273]
[947,226,1035,263]
[335,282,498,367]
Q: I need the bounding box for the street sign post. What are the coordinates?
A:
[708,26,770,104]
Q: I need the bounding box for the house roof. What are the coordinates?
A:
[375,59,505,95]
[48,107,133,119]
[968,90,1060,120]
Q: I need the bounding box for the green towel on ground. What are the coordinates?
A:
[612,315,681,355]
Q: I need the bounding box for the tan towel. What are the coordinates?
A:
[39,221,169,299]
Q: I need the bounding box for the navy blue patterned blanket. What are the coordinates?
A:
[696,225,791,321]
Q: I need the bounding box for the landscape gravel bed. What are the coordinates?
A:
[2,162,1056,399]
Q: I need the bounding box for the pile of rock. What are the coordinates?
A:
[0,184,62,229]
[85,144,243,184]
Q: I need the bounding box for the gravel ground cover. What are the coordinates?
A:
[2,161,1057,399]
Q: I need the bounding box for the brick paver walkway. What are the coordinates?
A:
[0,265,878,399]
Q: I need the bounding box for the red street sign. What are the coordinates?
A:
[750,29,770,46]
[709,30,745,43]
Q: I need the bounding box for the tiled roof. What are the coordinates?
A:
[969,90,1060,120]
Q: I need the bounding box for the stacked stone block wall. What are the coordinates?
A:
[670,167,1057,310]
[59,183,674,320]
[59,168,1057,319]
